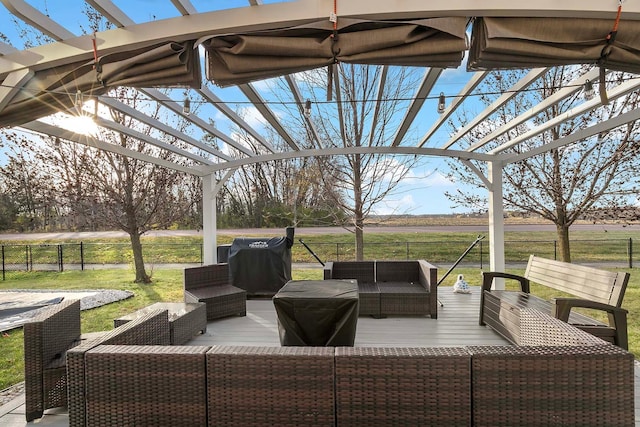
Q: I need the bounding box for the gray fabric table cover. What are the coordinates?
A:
[273,279,359,346]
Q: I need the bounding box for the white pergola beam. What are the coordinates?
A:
[197,86,276,153]
[333,66,347,146]
[21,120,201,175]
[0,0,75,41]
[368,65,388,146]
[85,0,135,27]
[3,1,640,77]
[98,96,232,161]
[92,116,215,166]
[419,71,489,148]
[171,0,198,16]
[487,160,505,283]
[239,83,300,151]
[502,105,640,165]
[443,67,548,150]
[492,77,640,156]
[141,88,256,157]
[285,75,323,149]
[475,68,600,152]
[0,68,33,111]
[203,145,493,173]
[392,68,441,147]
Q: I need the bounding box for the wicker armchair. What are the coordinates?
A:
[184,264,246,320]
[23,300,86,422]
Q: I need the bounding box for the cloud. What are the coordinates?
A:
[424,170,456,187]
[237,106,268,129]
[372,194,417,215]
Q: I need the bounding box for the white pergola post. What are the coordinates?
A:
[487,160,506,289]
[202,173,217,265]
[202,169,237,265]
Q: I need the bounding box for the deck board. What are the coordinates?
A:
[188,286,509,348]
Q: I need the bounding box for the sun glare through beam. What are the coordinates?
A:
[64,114,99,136]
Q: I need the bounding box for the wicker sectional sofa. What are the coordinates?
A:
[66,308,635,427]
[323,260,438,318]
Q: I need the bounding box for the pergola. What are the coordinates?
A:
[1,0,640,274]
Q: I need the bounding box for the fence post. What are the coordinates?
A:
[336,243,340,261]
[554,241,557,260]
[80,242,85,271]
[628,238,633,269]
[479,240,483,270]
[60,244,64,272]
[2,245,4,281]
[406,242,409,260]
[26,245,30,271]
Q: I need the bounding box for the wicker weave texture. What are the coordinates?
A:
[520,308,609,346]
[335,347,471,427]
[85,345,210,426]
[377,282,432,315]
[114,302,207,345]
[67,309,170,427]
[356,282,381,316]
[324,259,438,318]
[24,299,81,421]
[470,345,635,427]
[324,261,375,283]
[207,346,336,427]
[184,264,247,320]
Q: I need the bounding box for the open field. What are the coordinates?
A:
[1,226,638,267]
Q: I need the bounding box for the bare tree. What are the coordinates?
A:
[2,89,201,282]
[0,137,59,231]
[298,64,424,260]
[212,114,342,228]
[446,67,640,261]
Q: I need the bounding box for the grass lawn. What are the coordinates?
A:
[1,264,637,392]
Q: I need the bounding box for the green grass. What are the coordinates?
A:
[3,229,638,266]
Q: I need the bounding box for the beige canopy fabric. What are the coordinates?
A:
[468,17,640,73]
[204,17,468,87]
[0,41,201,128]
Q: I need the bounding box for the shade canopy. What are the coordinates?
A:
[204,17,468,87]
[0,41,200,127]
[468,17,640,74]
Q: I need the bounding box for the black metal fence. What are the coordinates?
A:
[1,238,636,280]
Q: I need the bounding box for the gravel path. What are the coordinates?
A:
[0,289,134,332]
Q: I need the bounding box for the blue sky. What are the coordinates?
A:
[0,0,474,215]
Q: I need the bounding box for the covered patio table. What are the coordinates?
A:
[273,279,359,346]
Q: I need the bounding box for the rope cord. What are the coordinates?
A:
[598,2,624,105]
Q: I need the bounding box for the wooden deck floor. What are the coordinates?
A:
[2,286,639,426]
[188,286,509,348]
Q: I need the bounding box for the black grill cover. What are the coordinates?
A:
[228,228,294,296]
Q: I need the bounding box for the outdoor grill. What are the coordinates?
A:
[227,227,294,296]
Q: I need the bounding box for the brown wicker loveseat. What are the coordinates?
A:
[323,260,438,318]
[66,307,634,426]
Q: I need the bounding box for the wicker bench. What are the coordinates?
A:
[184,263,246,320]
[66,309,170,427]
[479,254,630,348]
[323,260,438,318]
[68,310,635,426]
